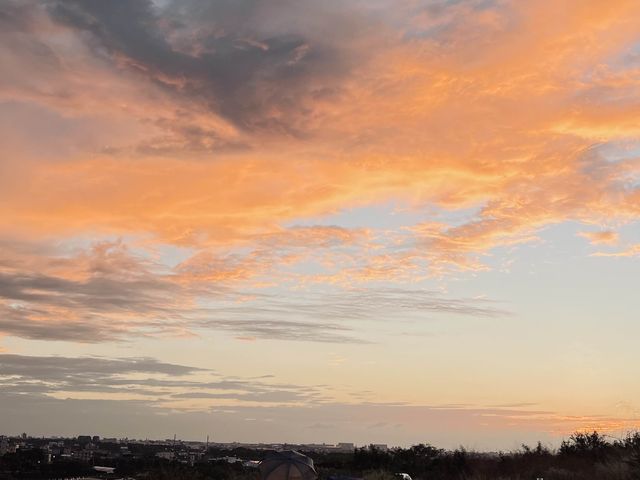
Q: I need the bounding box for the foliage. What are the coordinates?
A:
[4,431,640,480]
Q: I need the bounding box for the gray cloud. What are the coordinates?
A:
[0,354,207,397]
[0,304,121,342]
[0,241,193,342]
[0,354,327,405]
[0,239,508,344]
[171,390,313,403]
[0,264,366,344]
[0,271,175,314]
[197,288,508,342]
[0,354,203,378]
[201,318,367,344]
[44,0,360,135]
[265,288,509,320]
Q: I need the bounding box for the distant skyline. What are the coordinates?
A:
[1,0,639,451]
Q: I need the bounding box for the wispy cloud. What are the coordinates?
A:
[0,240,505,344]
[0,240,194,341]
[0,354,638,447]
[0,353,330,406]
[592,243,640,257]
[578,230,619,246]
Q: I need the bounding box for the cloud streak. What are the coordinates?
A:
[0,354,331,407]
[0,353,637,449]
[0,239,505,344]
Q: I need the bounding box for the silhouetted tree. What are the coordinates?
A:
[560,431,612,461]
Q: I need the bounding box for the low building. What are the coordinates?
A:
[156,451,175,460]
[337,443,355,452]
[73,450,94,462]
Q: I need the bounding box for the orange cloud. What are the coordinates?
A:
[0,0,639,290]
[578,230,619,245]
[592,243,640,257]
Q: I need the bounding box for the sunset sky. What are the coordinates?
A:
[1,0,640,450]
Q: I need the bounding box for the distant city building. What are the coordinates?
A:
[0,436,8,456]
[156,451,175,460]
[213,456,242,464]
[44,451,53,464]
[73,449,93,462]
[337,443,355,452]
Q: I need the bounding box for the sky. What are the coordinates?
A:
[0,0,640,451]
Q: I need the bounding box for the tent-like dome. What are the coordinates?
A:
[259,451,318,480]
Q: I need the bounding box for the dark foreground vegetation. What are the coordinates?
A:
[1,431,639,480]
[326,432,640,480]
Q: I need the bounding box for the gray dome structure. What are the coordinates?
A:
[259,451,318,480]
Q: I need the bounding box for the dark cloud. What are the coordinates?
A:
[0,354,206,397]
[0,354,327,406]
[45,0,357,134]
[0,354,208,400]
[0,304,124,342]
[0,1,39,32]
[0,241,192,342]
[0,271,175,313]
[0,354,204,378]
[201,318,367,344]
